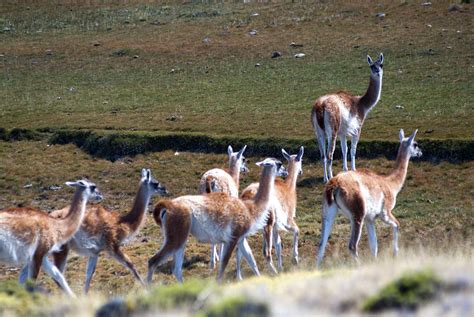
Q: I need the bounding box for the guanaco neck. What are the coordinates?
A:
[227,159,240,189]
[120,182,151,232]
[57,189,88,240]
[387,147,411,194]
[253,166,275,213]
[358,75,382,118]
[284,160,299,194]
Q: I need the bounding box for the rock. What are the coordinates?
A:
[294,53,306,58]
[289,42,304,48]
[255,63,261,67]
[395,104,404,109]
[166,114,182,121]
[448,4,461,12]
[249,29,257,36]
[139,17,146,22]
[250,12,259,17]
[45,49,53,56]
[49,185,62,191]
[375,12,386,17]
[96,298,128,317]
[23,184,33,189]
[202,37,210,45]
[271,51,282,58]
[421,2,432,6]
[133,55,139,59]
[68,86,77,93]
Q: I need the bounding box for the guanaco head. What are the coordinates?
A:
[140,168,168,196]
[281,146,305,176]
[65,179,103,201]
[367,53,384,79]
[399,129,422,158]
[228,144,249,173]
[255,157,283,177]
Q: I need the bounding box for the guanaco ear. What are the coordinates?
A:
[378,52,384,64]
[65,181,77,187]
[281,148,291,162]
[255,160,263,167]
[141,168,148,180]
[408,129,418,144]
[146,169,152,182]
[296,146,304,161]
[367,55,374,65]
[227,145,233,157]
[237,145,247,159]
[399,129,405,142]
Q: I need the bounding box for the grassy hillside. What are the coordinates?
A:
[1,0,472,140]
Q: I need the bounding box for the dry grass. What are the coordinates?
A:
[0,140,472,298]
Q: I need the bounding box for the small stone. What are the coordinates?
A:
[133,55,139,59]
[139,17,146,22]
[249,29,257,36]
[49,185,62,191]
[45,49,53,56]
[289,42,304,48]
[426,24,432,28]
[93,42,101,47]
[294,53,306,58]
[421,2,432,6]
[255,63,261,67]
[395,104,404,109]
[250,12,260,17]
[448,4,461,12]
[375,12,386,17]
[23,184,33,189]
[68,86,77,93]
[174,151,180,156]
[202,37,210,45]
[271,51,282,58]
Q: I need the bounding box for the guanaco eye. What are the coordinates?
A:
[90,185,96,192]
[380,64,383,68]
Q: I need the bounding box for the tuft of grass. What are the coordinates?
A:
[0,280,46,316]
[128,278,212,311]
[202,296,269,317]
[362,269,442,312]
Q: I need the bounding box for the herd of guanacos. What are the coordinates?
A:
[0,53,423,297]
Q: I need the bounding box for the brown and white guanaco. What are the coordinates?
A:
[0,179,101,297]
[311,53,384,182]
[316,129,422,267]
[148,158,282,283]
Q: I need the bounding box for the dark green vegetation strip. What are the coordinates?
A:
[47,128,474,162]
[362,269,442,312]
[1,127,472,162]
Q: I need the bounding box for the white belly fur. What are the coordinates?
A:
[0,229,39,266]
[339,106,360,137]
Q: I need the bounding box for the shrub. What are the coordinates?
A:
[203,296,269,317]
[362,269,442,312]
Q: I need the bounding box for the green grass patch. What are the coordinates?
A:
[0,280,46,316]
[203,296,269,317]
[129,278,212,311]
[362,269,442,312]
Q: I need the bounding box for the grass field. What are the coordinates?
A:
[1,0,472,140]
[0,0,473,315]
